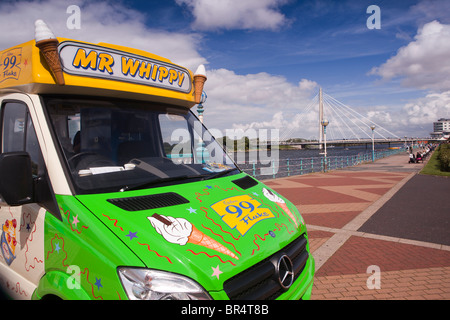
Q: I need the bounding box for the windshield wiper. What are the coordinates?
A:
[202,168,239,180]
[120,174,205,192]
[120,169,239,192]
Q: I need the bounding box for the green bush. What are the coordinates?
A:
[438,144,450,171]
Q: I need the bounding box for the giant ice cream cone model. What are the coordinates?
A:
[263,188,299,228]
[193,64,207,104]
[34,20,65,85]
[149,214,238,259]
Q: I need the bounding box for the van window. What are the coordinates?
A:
[44,97,239,194]
[2,103,27,153]
[1,102,43,176]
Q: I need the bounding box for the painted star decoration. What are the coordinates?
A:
[186,207,197,214]
[94,277,103,290]
[126,231,138,240]
[211,265,223,280]
[72,215,79,228]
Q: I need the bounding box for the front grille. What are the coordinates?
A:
[107,192,189,211]
[223,234,309,300]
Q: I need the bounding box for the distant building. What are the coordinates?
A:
[430,118,450,138]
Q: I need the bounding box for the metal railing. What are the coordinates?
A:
[240,148,405,180]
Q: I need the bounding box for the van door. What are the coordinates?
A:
[0,98,49,299]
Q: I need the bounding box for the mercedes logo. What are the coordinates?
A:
[277,255,294,289]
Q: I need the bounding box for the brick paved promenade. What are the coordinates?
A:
[265,153,450,300]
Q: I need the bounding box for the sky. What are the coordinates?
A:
[0,0,449,140]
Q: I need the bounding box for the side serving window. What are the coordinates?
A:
[2,103,27,152]
[1,101,60,218]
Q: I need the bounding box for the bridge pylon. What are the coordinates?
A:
[318,87,324,150]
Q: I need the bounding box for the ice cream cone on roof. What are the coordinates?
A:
[34,20,65,85]
[193,64,207,104]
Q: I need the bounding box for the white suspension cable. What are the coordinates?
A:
[323,95,356,140]
[323,95,364,140]
[324,93,400,139]
[324,94,376,139]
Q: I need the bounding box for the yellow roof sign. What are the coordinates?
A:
[0,38,199,107]
[59,41,191,93]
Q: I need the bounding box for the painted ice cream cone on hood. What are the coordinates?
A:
[149,214,238,259]
[187,224,238,259]
[263,188,299,228]
[34,19,65,85]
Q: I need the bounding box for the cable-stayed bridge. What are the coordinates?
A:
[278,88,434,147]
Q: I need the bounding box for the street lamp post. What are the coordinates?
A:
[321,119,329,172]
[370,125,376,162]
[196,91,208,163]
[196,91,207,123]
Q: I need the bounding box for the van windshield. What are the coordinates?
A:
[44,97,238,194]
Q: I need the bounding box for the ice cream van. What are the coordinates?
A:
[0,20,314,300]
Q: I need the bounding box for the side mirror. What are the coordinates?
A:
[0,152,34,206]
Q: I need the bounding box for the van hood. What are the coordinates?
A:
[76,173,307,292]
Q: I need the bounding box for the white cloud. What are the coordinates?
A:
[355,91,450,138]
[0,0,206,70]
[175,0,289,31]
[402,91,450,127]
[370,20,450,92]
[367,110,393,125]
[368,19,450,137]
[298,79,318,92]
[410,0,450,25]
[201,68,318,137]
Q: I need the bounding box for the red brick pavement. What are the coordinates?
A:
[302,211,360,229]
[266,154,450,300]
[316,236,450,277]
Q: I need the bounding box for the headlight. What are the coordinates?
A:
[118,267,211,300]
